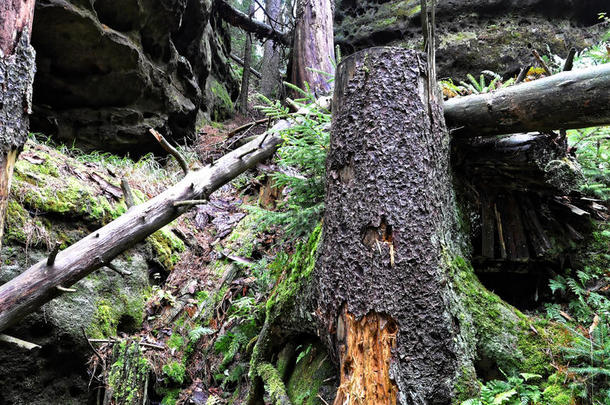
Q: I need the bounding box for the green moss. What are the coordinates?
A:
[265,222,322,319]
[88,293,146,339]
[147,226,185,271]
[107,341,149,404]
[167,333,184,351]
[286,344,335,405]
[447,256,567,377]
[160,389,180,405]
[257,363,290,405]
[542,384,573,405]
[208,77,234,121]
[162,361,186,384]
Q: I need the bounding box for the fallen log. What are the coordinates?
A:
[0,120,290,333]
[444,63,610,137]
[214,0,291,46]
[230,53,262,79]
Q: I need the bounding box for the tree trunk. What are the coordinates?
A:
[313,47,466,404]
[443,63,610,137]
[0,0,36,251]
[290,0,334,94]
[260,0,282,97]
[0,120,291,333]
[238,3,255,113]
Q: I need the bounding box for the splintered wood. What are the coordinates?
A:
[334,310,398,405]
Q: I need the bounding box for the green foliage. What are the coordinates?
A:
[461,373,543,405]
[559,316,610,403]
[567,126,610,201]
[188,326,214,342]
[162,361,186,384]
[440,71,514,97]
[251,92,330,240]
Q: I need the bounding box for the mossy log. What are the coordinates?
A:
[0,120,291,333]
[444,63,610,137]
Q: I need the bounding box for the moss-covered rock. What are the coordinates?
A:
[0,139,184,404]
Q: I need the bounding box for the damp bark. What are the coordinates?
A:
[313,47,462,404]
[0,0,36,250]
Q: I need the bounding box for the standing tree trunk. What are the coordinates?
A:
[260,0,283,98]
[238,3,255,113]
[313,47,469,404]
[290,0,334,94]
[0,0,36,250]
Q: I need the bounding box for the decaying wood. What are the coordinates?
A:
[0,120,291,333]
[444,63,610,137]
[532,49,552,76]
[0,0,36,251]
[290,0,335,94]
[214,0,291,46]
[120,178,135,208]
[334,310,398,405]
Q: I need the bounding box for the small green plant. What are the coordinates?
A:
[440,71,515,98]
[188,325,214,342]
[553,314,610,404]
[251,89,330,240]
[461,373,543,405]
[162,361,186,384]
[567,126,610,201]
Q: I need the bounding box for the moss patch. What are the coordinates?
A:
[447,255,571,400]
[107,341,150,404]
[286,343,335,405]
[148,226,185,271]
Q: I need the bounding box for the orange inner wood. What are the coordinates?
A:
[334,310,398,405]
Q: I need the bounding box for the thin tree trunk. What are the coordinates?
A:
[290,0,334,94]
[238,3,255,113]
[0,120,291,333]
[443,63,610,137]
[260,0,282,97]
[314,47,465,404]
[0,0,36,251]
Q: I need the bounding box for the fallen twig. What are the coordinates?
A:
[149,128,189,176]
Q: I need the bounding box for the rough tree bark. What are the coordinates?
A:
[313,47,468,404]
[290,0,335,94]
[260,0,283,97]
[444,63,610,137]
[0,0,36,251]
[238,3,255,113]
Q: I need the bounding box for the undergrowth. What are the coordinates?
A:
[248,86,330,240]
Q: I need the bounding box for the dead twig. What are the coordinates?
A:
[0,333,41,350]
[46,241,62,267]
[515,65,531,84]
[563,48,576,72]
[149,129,189,176]
[532,49,552,76]
[121,178,135,208]
[226,118,269,139]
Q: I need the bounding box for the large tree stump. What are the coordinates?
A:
[0,0,36,251]
[313,47,466,404]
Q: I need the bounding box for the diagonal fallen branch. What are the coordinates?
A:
[0,119,292,333]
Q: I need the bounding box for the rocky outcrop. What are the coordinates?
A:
[30,0,238,156]
[0,140,185,404]
[335,0,609,80]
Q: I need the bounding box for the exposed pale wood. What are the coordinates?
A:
[0,333,40,350]
[120,178,136,208]
[0,120,291,332]
[444,63,610,137]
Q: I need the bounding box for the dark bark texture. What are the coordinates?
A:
[238,4,255,113]
[0,0,36,251]
[314,47,461,404]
